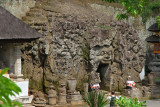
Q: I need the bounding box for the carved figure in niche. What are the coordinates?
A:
[114,50,121,63]
[101,51,112,64]
[111,62,120,74]
[90,71,101,90]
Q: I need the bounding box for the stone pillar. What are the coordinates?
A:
[58,83,67,104]
[9,45,14,73]
[14,45,23,76]
[48,84,57,105]
[83,83,88,97]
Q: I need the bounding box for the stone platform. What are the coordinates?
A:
[151,86,160,99]
[148,72,160,99]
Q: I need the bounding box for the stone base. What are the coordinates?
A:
[33,104,46,107]
[131,88,142,98]
[71,100,83,105]
[122,88,142,99]
[15,95,34,104]
[67,94,82,104]
[121,89,131,97]
[33,98,46,107]
[48,97,57,105]
[22,104,35,107]
[57,95,67,105]
[151,86,160,99]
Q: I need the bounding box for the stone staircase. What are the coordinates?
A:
[22,0,52,36]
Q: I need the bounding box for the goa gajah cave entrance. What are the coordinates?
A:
[96,62,110,90]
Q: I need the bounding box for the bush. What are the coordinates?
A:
[115,96,146,107]
[0,68,22,107]
[83,91,109,107]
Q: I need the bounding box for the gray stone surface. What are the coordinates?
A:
[146,99,160,107]
[21,0,145,92]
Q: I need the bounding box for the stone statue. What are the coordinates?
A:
[91,71,101,84]
[58,83,66,95]
[48,83,57,105]
[57,83,67,104]
[90,71,101,91]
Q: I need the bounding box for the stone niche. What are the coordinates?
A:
[96,63,110,90]
[0,43,22,76]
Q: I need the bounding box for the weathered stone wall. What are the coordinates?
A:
[21,0,145,92]
[90,4,156,52]
[0,0,36,19]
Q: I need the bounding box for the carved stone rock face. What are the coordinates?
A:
[21,0,145,91]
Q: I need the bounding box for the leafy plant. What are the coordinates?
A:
[0,68,22,107]
[115,96,146,107]
[102,0,160,23]
[156,16,160,28]
[83,91,109,107]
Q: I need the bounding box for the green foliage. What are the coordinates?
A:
[156,16,160,28]
[141,0,160,22]
[103,0,148,19]
[103,0,160,23]
[116,13,128,20]
[81,39,90,62]
[83,91,109,107]
[115,96,146,107]
[0,68,22,107]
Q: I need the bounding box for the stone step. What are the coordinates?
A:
[29,8,43,13]
[22,104,35,107]
[26,11,43,17]
[23,21,35,26]
[23,19,48,26]
[31,26,48,31]
[22,17,48,25]
[43,5,55,12]
[22,15,47,21]
[22,16,36,21]
[15,95,34,104]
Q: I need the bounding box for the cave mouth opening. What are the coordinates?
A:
[96,62,109,90]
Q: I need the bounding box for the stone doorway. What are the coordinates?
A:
[96,63,110,90]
